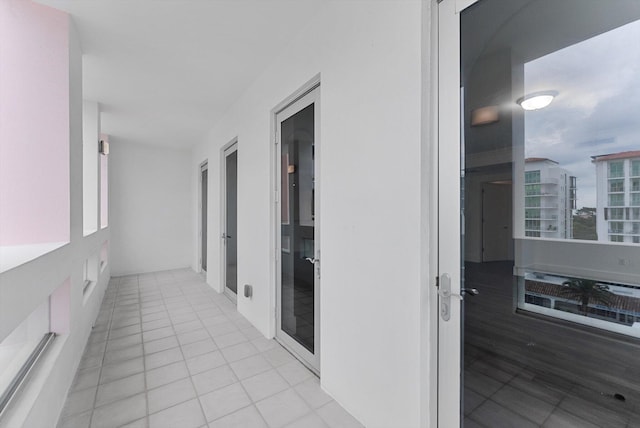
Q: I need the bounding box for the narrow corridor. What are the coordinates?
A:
[57,269,362,428]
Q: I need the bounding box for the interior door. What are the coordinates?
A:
[201,164,208,272]
[275,86,320,373]
[223,144,238,299]
[482,182,513,262]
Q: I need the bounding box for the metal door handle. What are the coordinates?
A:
[221,233,232,239]
[305,256,321,278]
[462,288,479,296]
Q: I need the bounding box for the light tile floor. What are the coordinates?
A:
[57,269,363,428]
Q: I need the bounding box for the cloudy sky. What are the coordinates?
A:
[524,19,640,208]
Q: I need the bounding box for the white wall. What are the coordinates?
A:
[191,2,425,427]
[0,19,112,428]
[110,141,192,276]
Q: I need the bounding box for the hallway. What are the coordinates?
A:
[57,269,362,428]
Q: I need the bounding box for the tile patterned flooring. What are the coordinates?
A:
[463,262,640,428]
[57,269,363,428]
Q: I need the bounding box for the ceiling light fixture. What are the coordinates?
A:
[517,91,558,111]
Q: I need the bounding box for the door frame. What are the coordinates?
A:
[221,139,238,302]
[199,160,208,274]
[271,77,321,374]
[436,0,480,426]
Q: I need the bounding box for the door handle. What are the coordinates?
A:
[438,273,468,321]
[305,256,321,279]
[221,233,232,239]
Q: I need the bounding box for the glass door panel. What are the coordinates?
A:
[276,87,320,372]
[224,146,238,297]
[440,0,640,426]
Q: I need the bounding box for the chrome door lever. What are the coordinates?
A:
[305,257,317,264]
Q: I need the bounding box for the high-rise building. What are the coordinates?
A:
[524,158,577,238]
[592,151,640,243]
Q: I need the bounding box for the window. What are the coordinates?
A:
[633,223,640,235]
[609,179,624,193]
[526,231,541,237]
[525,220,540,230]
[634,236,640,244]
[525,196,541,207]
[609,194,624,206]
[632,193,640,206]
[632,208,640,220]
[525,209,541,219]
[525,184,541,195]
[609,222,624,234]
[608,208,625,220]
[632,160,640,177]
[525,170,541,184]
[609,161,624,178]
[632,179,640,192]
[610,235,624,242]
[83,102,99,236]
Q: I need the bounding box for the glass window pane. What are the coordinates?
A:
[280,103,315,353]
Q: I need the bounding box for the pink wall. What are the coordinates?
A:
[0,0,70,246]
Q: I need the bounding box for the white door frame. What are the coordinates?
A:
[273,82,321,373]
[436,0,480,426]
[221,139,238,302]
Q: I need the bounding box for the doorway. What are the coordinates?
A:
[438,0,640,426]
[275,85,320,373]
[222,142,238,300]
[200,162,208,273]
[482,182,513,262]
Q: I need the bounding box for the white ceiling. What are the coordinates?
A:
[37,0,324,148]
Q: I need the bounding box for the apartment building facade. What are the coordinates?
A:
[524,158,576,239]
[593,151,640,243]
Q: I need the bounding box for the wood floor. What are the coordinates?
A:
[463,261,640,427]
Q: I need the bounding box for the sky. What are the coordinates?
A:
[524,19,640,208]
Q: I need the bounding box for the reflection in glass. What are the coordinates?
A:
[461,0,640,426]
[280,104,315,353]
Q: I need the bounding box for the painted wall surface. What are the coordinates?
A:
[0,17,111,428]
[0,0,70,246]
[191,2,424,426]
[110,141,191,276]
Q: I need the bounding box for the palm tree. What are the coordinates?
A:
[560,278,614,317]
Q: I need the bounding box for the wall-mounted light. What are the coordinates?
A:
[517,91,558,111]
[471,106,499,126]
[99,140,109,155]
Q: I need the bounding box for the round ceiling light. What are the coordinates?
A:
[517,91,558,111]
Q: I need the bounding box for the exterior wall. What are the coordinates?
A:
[191,2,425,426]
[0,13,111,428]
[110,141,192,276]
[524,159,574,239]
[595,157,640,243]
